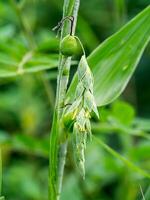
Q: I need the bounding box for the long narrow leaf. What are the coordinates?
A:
[67,6,150,106]
[93,136,150,179]
[0,53,58,78]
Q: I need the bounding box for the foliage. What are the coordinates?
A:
[0,0,150,200]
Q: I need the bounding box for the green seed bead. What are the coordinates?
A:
[60,35,82,56]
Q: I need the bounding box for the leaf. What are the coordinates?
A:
[111,100,135,125]
[67,6,150,106]
[91,122,150,140]
[0,24,15,42]
[0,53,58,78]
[133,118,150,132]
[94,136,150,179]
[139,185,146,200]
[11,134,49,157]
[129,141,150,161]
[145,185,150,200]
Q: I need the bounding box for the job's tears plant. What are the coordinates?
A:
[0,0,150,200]
[49,8,99,197]
[53,17,97,180]
[55,15,99,178]
[49,1,150,200]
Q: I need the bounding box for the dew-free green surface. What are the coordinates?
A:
[67,6,150,106]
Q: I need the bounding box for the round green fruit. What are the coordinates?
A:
[60,35,82,56]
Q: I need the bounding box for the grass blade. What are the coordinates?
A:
[139,185,146,200]
[93,136,150,179]
[67,6,150,106]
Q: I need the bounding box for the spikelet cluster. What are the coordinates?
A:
[63,55,99,178]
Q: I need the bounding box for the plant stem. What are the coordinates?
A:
[57,141,68,200]
[0,149,2,196]
[49,0,80,200]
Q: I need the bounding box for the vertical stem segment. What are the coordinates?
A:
[0,149,2,196]
[49,0,80,200]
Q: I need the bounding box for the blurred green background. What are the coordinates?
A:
[0,0,150,200]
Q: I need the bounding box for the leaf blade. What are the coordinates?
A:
[0,53,58,78]
[67,6,150,106]
[93,136,150,179]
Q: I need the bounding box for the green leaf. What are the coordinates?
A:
[145,185,150,200]
[67,6,150,106]
[0,197,5,200]
[111,100,135,125]
[0,24,15,42]
[94,136,150,179]
[129,141,150,161]
[0,53,58,78]
[133,118,150,132]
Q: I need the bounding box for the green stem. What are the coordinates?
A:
[0,149,2,196]
[49,0,80,200]
[57,141,68,199]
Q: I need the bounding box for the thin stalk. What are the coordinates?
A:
[0,149,2,196]
[139,185,146,200]
[49,0,80,200]
[93,136,150,179]
[57,1,80,198]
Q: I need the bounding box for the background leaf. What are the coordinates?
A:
[67,6,150,106]
[93,136,150,179]
[0,52,58,78]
